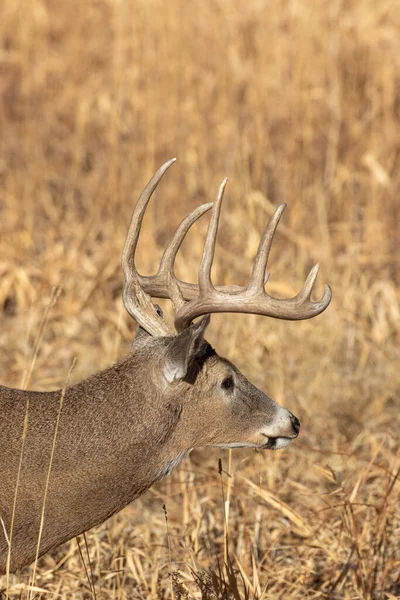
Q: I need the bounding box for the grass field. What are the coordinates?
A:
[0,0,399,598]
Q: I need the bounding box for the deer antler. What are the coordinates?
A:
[122,160,332,336]
[173,179,332,330]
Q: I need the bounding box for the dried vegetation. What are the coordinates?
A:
[0,0,399,598]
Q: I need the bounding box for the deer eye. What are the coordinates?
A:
[221,376,234,391]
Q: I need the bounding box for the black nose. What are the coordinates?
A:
[290,413,300,435]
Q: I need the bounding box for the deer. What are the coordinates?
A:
[0,159,331,574]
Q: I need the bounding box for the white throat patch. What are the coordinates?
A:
[156,450,192,481]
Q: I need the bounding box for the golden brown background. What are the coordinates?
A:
[0,0,399,598]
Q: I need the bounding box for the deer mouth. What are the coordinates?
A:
[262,436,294,450]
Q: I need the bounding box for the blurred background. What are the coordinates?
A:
[0,0,399,598]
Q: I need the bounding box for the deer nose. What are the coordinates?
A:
[290,413,300,436]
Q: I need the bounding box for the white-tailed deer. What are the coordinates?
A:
[0,159,331,574]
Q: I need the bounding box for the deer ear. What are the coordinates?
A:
[163,315,211,383]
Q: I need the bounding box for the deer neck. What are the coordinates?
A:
[58,353,187,493]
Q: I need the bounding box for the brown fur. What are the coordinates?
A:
[0,323,298,573]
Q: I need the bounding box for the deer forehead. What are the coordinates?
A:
[194,355,235,386]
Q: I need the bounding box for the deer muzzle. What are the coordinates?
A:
[258,408,300,450]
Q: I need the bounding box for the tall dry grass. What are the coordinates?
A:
[0,0,399,598]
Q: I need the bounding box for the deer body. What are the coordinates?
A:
[0,159,331,574]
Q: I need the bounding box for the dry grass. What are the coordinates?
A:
[0,0,400,598]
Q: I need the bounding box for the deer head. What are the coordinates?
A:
[121,159,331,453]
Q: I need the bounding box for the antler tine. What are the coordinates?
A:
[247,204,287,294]
[156,202,213,312]
[158,203,213,277]
[296,263,332,307]
[122,158,176,279]
[198,178,228,293]
[122,159,176,337]
[298,263,320,301]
